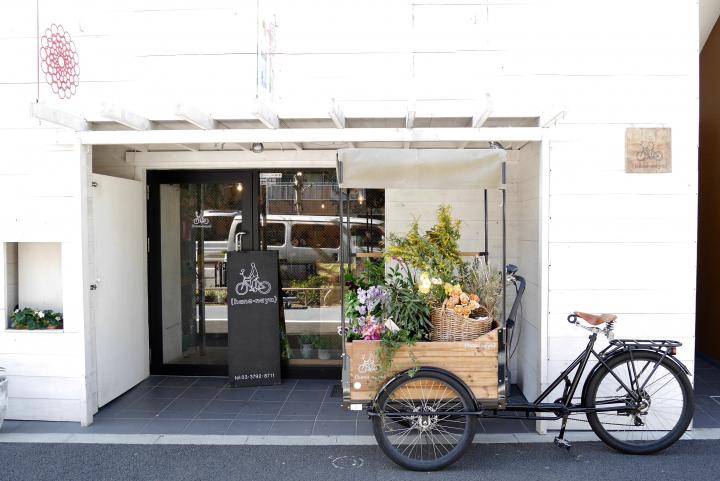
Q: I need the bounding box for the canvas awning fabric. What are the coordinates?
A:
[336,148,505,190]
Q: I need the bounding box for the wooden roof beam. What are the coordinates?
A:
[175,103,218,130]
[30,102,88,131]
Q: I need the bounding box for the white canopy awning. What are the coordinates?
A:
[337,148,505,190]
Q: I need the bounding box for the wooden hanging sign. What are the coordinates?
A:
[625,127,672,173]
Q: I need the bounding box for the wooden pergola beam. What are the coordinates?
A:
[79,127,544,145]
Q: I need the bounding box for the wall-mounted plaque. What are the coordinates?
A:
[227,250,282,387]
[625,127,672,173]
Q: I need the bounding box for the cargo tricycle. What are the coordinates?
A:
[336,148,693,471]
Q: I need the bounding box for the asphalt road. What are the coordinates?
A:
[0,440,718,481]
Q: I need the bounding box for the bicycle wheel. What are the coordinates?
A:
[584,351,693,454]
[372,370,476,471]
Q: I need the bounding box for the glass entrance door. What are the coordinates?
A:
[148,171,256,375]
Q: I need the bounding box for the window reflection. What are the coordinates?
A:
[259,171,385,367]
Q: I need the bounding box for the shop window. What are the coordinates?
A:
[264,223,285,246]
[290,223,340,249]
[3,242,63,330]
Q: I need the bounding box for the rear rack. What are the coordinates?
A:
[609,339,682,349]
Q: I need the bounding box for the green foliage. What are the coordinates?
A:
[344,289,360,321]
[357,259,385,289]
[299,334,315,345]
[290,274,329,306]
[385,266,432,340]
[386,205,463,282]
[311,336,336,350]
[10,308,63,330]
[372,329,418,387]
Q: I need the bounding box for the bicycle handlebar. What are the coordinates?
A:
[506,266,526,328]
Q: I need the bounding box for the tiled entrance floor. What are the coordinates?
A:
[9,355,719,436]
[0,377,534,436]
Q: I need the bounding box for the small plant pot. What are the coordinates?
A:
[300,344,313,359]
[317,349,332,360]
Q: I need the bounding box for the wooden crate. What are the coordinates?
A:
[345,323,499,403]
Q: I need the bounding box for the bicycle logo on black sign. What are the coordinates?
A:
[235,262,272,296]
[191,211,211,228]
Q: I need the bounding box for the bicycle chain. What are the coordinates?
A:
[566,415,645,427]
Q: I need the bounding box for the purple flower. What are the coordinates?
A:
[356,288,367,305]
[357,305,367,316]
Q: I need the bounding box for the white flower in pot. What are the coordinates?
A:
[299,335,314,359]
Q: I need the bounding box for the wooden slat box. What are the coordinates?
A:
[346,322,499,403]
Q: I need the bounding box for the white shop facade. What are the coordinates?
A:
[0,1,699,430]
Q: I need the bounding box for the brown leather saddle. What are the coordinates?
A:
[574,311,617,326]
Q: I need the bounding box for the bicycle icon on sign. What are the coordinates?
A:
[235,262,272,296]
[358,353,378,374]
[191,211,211,227]
[635,141,663,162]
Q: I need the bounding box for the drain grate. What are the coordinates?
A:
[330,384,342,398]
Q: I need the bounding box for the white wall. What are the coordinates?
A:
[0,0,699,425]
[0,143,92,423]
[2,243,19,325]
[18,243,63,312]
[507,143,544,402]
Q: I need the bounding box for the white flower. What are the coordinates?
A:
[384,317,401,334]
[431,277,442,285]
[37,311,44,318]
[55,315,61,321]
[14,308,19,314]
[417,272,432,294]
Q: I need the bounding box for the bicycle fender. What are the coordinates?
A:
[373,367,479,411]
[581,348,690,404]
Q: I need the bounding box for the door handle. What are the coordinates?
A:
[235,231,248,252]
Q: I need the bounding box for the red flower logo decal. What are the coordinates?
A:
[40,24,79,99]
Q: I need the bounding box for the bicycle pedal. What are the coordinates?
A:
[553,437,572,450]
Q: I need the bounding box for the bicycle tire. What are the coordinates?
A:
[372,370,476,471]
[584,351,693,454]
[257,281,272,295]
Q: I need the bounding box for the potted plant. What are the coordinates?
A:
[9,308,63,330]
[299,335,315,359]
[0,367,7,431]
[313,336,334,360]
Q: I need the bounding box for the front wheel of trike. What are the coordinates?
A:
[372,370,476,471]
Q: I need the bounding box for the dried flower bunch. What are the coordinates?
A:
[444,285,482,319]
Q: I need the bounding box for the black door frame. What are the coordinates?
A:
[147,168,342,379]
[146,170,259,376]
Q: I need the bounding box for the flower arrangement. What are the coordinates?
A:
[9,307,63,330]
[343,206,504,385]
[385,205,504,318]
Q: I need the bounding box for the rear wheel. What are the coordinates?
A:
[584,351,693,454]
[372,370,476,471]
